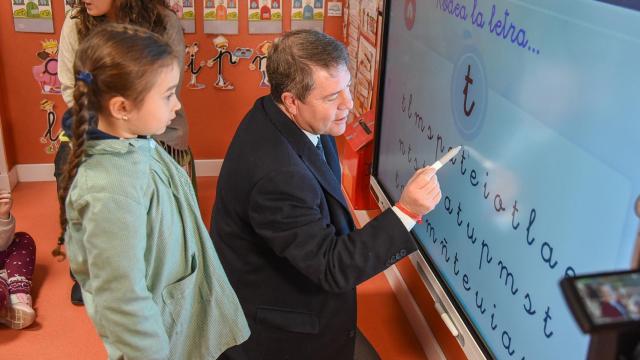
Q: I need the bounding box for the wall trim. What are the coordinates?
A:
[0,166,17,190]
[16,163,55,182]
[12,159,224,183]
[384,265,446,360]
[194,159,223,177]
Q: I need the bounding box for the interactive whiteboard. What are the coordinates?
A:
[371,0,640,359]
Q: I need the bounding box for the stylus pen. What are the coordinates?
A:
[431,146,462,171]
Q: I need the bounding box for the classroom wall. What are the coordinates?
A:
[0,0,344,167]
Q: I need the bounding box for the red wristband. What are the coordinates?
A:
[395,202,423,224]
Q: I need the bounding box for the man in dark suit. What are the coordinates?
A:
[212,30,441,360]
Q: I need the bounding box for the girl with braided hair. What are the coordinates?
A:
[56,0,197,305]
[56,23,249,359]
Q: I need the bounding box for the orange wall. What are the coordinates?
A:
[0,1,344,166]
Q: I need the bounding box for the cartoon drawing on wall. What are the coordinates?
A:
[12,0,52,17]
[32,39,61,94]
[207,35,239,90]
[292,0,323,31]
[39,99,61,154]
[167,0,183,17]
[216,0,227,19]
[233,47,254,59]
[248,0,281,30]
[185,42,206,89]
[303,0,313,19]
[260,0,271,19]
[249,40,272,88]
[204,0,238,34]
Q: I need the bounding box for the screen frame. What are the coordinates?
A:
[369,177,492,360]
[560,269,640,334]
[596,0,640,11]
[369,0,493,358]
[369,1,640,358]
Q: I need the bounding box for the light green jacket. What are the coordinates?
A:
[65,138,249,359]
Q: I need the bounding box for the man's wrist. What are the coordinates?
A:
[395,202,422,224]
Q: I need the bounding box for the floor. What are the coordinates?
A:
[0,178,427,359]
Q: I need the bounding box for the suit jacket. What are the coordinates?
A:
[212,96,416,360]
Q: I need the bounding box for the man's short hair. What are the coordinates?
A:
[267,29,349,104]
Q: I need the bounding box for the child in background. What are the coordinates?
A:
[0,191,36,329]
[57,24,249,359]
[58,0,195,179]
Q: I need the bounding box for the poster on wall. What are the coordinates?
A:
[327,1,341,16]
[32,39,61,94]
[359,0,379,45]
[346,0,360,101]
[248,0,282,34]
[291,0,324,31]
[353,38,375,116]
[12,0,55,33]
[203,0,238,34]
[168,0,195,33]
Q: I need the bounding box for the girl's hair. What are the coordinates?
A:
[53,23,179,259]
[72,0,171,41]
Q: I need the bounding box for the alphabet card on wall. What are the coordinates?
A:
[203,0,238,34]
[184,41,206,89]
[249,40,272,88]
[12,0,54,33]
[291,0,324,31]
[168,0,195,33]
[39,99,62,154]
[32,39,61,94]
[207,35,241,90]
[248,0,282,34]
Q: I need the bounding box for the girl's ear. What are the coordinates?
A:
[107,96,132,121]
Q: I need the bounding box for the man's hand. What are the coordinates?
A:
[0,191,12,220]
[398,167,442,217]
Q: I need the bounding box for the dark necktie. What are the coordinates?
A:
[315,136,326,162]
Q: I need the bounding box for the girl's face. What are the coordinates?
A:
[83,0,116,18]
[126,63,182,137]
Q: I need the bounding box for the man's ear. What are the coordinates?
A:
[280,92,298,116]
[107,96,132,121]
